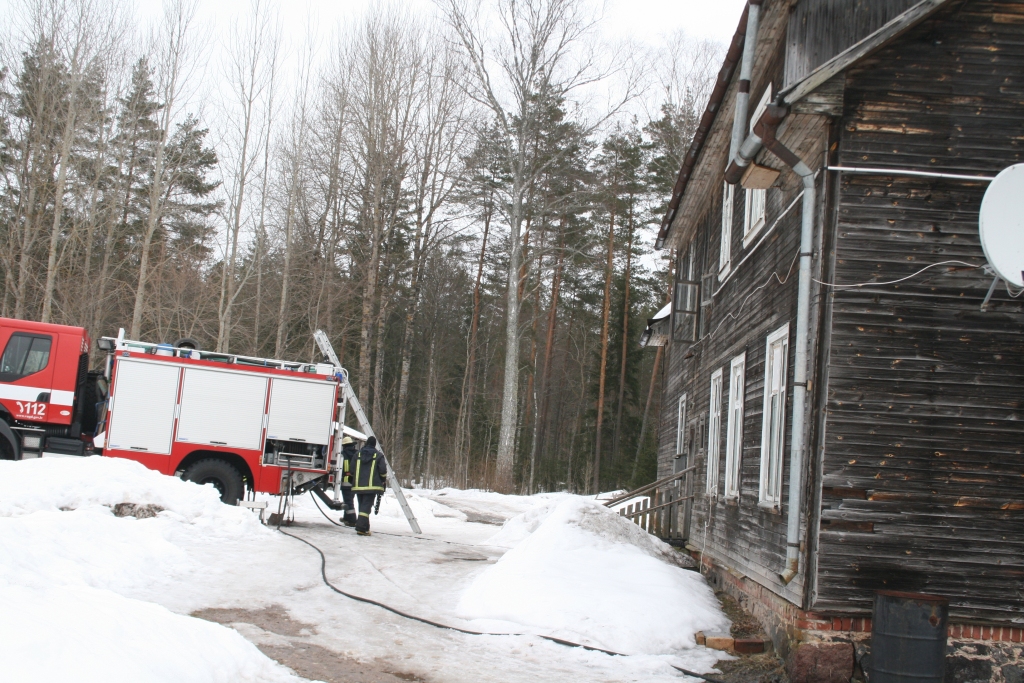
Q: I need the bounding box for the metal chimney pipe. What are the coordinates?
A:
[728,0,763,171]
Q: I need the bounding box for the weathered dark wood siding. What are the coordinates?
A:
[813,0,1024,623]
[784,0,921,87]
[658,26,833,606]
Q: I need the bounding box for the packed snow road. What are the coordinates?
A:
[0,457,730,683]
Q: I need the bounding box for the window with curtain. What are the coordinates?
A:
[743,84,772,246]
[759,324,790,509]
[675,394,687,457]
[719,182,734,276]
[706,369,723,497]
[724,353,745,500]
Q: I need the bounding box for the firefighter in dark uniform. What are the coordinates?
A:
[339,436,358,527]
[351,436,386,535]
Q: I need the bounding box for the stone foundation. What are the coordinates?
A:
[693,552,1024,682]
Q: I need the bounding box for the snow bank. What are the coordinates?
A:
[0,456,256,526]
[0,457,304,683]
[0,584,302,683]
[458,497,729,656]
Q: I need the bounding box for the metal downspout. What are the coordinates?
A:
[728,104,817,584]
[781,167,815,585]
[729,0,763,166]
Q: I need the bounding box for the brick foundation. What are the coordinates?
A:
[693,552,1024,681]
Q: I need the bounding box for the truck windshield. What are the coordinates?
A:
[0,334,52,381]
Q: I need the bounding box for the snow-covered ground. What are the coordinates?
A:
[0,457,730,682]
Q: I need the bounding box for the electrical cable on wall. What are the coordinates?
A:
[813,260,982,289]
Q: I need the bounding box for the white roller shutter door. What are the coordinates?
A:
[266,378,336,445]
[176,368,268,450]
[107,359,180,454]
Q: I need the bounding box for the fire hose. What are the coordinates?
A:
[275,493,741,683]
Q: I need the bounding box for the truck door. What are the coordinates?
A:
[105,357,181,473]
[0,329,57,424]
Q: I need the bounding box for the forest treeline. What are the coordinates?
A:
[0,0,718,493]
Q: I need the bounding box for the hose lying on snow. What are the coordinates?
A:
[277,511,737,683]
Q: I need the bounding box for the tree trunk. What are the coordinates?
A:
[358,190,384,412]
[424,338,438,487]
[494,178,525,492]
[40,103,79,324]
[130,129,170,340]
[531,225,564,493]
[631,344,663,484]
[372,292,388,431]
[217,104,253,353]
[611,204,634,464]
[454,200,491,487]
[392,211,433,470]
[274,188,295,357]
[592,207,615,494]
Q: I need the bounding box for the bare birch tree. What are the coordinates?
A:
[216,0,279,352]
[440,0,639,490]
[39,0,125,323]
[130,0,201,339]
[343,9,421,412]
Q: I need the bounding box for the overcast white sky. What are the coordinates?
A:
[126,0,748,50]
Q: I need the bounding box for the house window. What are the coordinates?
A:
[743,85,772,246]
[724,353,746,500]
[674,247,699,343]
[719,182,733,276]
[759,324,790,510]
[744,187,766,244]
[750,84,772,135]
[706,369,723,497]
[675,394,687,457]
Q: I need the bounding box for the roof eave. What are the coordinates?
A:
[656,0,957,251]
[655,5,749,250]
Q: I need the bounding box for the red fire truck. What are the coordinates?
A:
[0,317,341,504]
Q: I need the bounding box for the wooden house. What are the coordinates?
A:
[650,0,1024,679]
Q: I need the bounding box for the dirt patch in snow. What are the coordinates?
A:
[192,605,316,638]
[430,549,490,563]
[256,642,425,683]
[194,605,426,683]
[112,502,165,519]
[458,510,505,525]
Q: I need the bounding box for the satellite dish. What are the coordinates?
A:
[979,164,1024,288]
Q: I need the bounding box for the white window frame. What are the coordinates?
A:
[743,85,772,246]
[759,324,790,510]
[706,369,724,498]
[719,181,733,276]
[744,187,767,245]
[724,353,746,500]
[675,393,687,456]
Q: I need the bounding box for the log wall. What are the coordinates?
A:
[813,0,1024,623]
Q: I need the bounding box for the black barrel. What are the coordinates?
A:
[869,591,948,683]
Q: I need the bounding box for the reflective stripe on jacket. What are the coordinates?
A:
[341,445,358,486]
[352,446,386,492]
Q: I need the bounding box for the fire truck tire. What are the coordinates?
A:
[173,338,200,350]
[0,435,14,460]
[182,459,243,505]
[0,421,18,460]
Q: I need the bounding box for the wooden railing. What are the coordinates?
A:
[604,466,694,542]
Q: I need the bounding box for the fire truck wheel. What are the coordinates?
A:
[0,435,14,460]
[182,459,244,505]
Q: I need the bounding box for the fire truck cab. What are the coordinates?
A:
[0,318,93,460]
